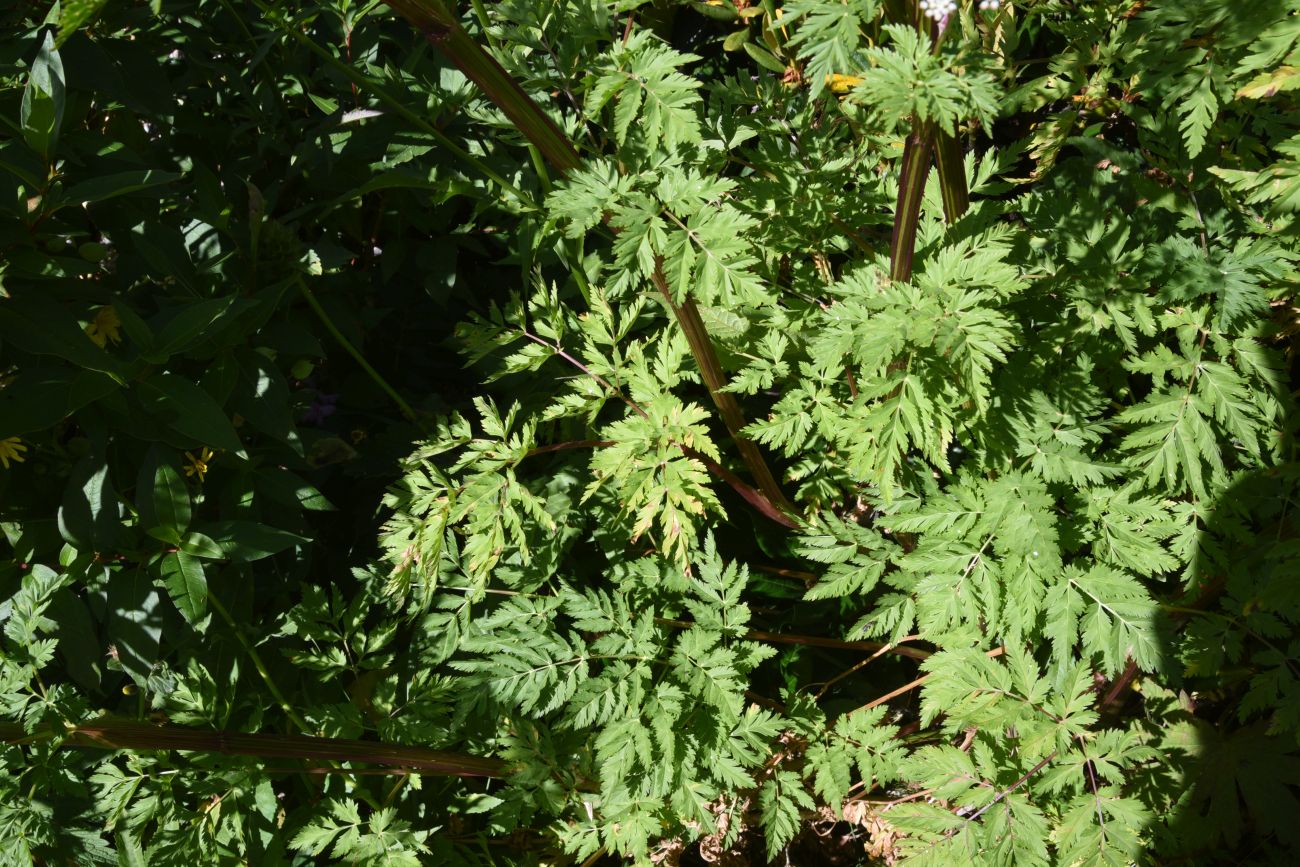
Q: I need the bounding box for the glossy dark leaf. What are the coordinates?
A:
[158,550,207,625]
[20,31,64,160]
[193,520,307,563]
[0,368,119,438]
[105,568,164,686]
[135,373,243,454]
[57,457,120,552]
[0,296,125,378]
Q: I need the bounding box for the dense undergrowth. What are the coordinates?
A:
[2,0,1299,864]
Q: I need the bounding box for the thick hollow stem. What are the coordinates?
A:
[933,132,970,224]
[388,0,795,520]
[250,0,534,208]
[887,1,970,284]
[650,267,795,516]
[385,0,580,174]
[889,124,935,283]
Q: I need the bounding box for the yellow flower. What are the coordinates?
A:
[827,73,863,94]
[85,306,123,348]
[0,437,28,469]
[184,447,214,482]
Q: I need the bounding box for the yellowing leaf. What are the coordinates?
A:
[1237,66,1300,99]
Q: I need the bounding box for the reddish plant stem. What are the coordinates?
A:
[655,618,931,660]
[888,125,935,283]
[933,131,970,224]
[2,720,507,778]
[650,265,795,516]
[887,3,972,282]
[387,0,795,525]
[855,646,1006,713]
[525,439,616,457]
[754,563,817,582]
[385,0,581,174]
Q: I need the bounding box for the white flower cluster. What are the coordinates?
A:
[918,0,956,21]
[978,0,1001,10]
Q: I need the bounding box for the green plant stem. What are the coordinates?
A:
[208,590,386,808]
[296,279,419,424]
[527,144,553,197]
[0,719,507,778]
[214,0,256,42]
[207,592,312,734]
[468,0,498,49]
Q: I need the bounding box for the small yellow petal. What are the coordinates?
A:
[84,306,123,348]
[827,73,863,94]
[183,448,212,482]
[0,437,28,470]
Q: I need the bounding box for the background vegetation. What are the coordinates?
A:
[1,0,1298,865]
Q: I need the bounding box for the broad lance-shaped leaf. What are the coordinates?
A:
[191,520,307,562]
[20,31,64,160]
[0,368,119,439]
[58,0,110,46]
[61,170,182,209]
[0,295,126,379]
[149,459,191,539]
[58,457,121,552]
[158,550,207,625]
[135,373,245,456]
[150,294,234,359]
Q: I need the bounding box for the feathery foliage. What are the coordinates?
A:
[2,0,1299,865]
